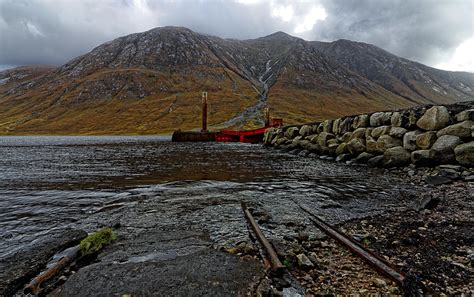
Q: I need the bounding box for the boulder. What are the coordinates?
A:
[335,153,351,163]
[411,150,433,167]
[454,142,474,166]
[275,137,288,146]
[416,131,437,150]
[322,120,333,133]
[338,117,353,134]
[350,128,366,140]
[284,127,299,139]
[436,120,473,139]
[391,111,407,127]
[367,155,384,167]
[371,126,391,138]
[336,142,348,155]
[340,132,352,143]
[311,124,319,134]
[347,138,366,155]
[455,109,474,122]
[332,119,341,135]
[309,134,319,144]
[316,123,324,134]
[430,135,463,163]
[306,143,321,153]
[366,136,381,154]
[354,152,374,163]
[383,146,411,167]
[403,130,423,151]
[317,132,335,147]
[389,127,408,138]
[377,135,402,151]
[416,106,451,131]
[370,112,392,127]
[365,128,373,138]
[263,128,275,144]
[352,114,369,129]
[299,125,313,137]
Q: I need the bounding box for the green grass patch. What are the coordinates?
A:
[80,227,117,256]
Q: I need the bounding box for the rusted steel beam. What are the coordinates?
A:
[24,245,81,295]
[241,202,285,274]
[295,202,406,286]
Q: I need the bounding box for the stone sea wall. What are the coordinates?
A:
[264,102,474,169]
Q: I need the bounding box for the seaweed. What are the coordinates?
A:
[79,227,117,256]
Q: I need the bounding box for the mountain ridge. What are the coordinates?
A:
[0,26,473,135]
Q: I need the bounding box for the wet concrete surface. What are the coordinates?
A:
[0,136,429,295]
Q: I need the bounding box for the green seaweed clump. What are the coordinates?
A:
[80,227,117,256]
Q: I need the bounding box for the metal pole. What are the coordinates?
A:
[202,92,208,132]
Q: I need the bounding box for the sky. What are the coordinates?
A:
[0,0,473,72]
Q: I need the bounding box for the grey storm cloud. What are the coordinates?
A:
[0,0,473,71]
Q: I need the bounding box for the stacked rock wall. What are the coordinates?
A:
[264,102,474,168]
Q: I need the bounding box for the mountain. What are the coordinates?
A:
[0,26,473,135]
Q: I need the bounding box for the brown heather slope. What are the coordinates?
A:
[0,27,473,135]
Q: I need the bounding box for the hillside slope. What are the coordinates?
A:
[0,27,473,135]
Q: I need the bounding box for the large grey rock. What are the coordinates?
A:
[284,127,299,139]
[454,142,474,166]
[389,127,408,138]
[354,152,374,164]
[416,131,437,150]
[317,132,335,147]
[350,128,366,140]
[322,119,333,133]
[377,135,402,151]
[430,135,463,163]
[352,114,369,129]
[366,136,381,154]
[299,125,313,137]
[309,134,319,144]
[341,132,352,143]
[371,126,391,138]
[411,150,433,167]
[455,109,474,122]
[275,137,288,146]
[436,120,473,139]
[338,117,353,134]
[365,128,373,138]
[332,119,341,135]
[416,106,451,131]
[392,110,419,128]
[367,155,384,167]
[403,130,423,151]
[336,142,348,155]
[347,138,366,155]
[383,146,411,167]
[370,112,392,127]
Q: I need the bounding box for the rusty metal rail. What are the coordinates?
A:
[294,201,406,286]
[241,202,285,274]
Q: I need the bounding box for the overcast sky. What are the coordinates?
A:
[0,0,473,72]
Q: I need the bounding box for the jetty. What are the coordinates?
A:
[172,92,283,143]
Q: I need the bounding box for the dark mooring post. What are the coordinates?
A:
[264,107,270,127]
[202,92,208,132]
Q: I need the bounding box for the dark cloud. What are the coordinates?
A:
[0,0,473,71]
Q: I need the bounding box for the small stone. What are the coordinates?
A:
[425,175,452,185]
[296,254,314,269]
[373,278,387,288]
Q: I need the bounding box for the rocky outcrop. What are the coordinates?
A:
[264,102,474,168]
